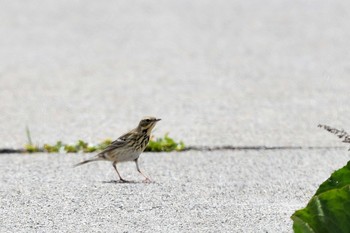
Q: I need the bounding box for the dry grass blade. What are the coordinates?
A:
[318,124,350,144]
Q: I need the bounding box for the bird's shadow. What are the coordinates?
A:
[101,180,156,185]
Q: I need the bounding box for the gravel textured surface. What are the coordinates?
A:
[1,1,350,232]
[1,149,349,232]
[0,0,350,148]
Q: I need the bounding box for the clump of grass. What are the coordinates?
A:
[145,134,185,152]
[43,141,63,153]
[23,128,184,153]
[24,144,41,153]
[97,139,113,151]
[41,139,113,153]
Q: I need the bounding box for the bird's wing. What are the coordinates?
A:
[97,131,135,156]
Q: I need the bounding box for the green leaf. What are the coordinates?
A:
[292,161,350,233]
[315,161,350,196]
[292,185,350,233]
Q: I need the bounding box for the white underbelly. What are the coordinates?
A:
[117,151,141,162]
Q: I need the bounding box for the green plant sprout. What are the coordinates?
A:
[24,126,41,153]
[145,133,185,152]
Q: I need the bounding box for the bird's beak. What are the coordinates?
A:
[155,118,161,122]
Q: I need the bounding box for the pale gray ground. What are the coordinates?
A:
[0,149,349,233]
[1,0,350,232]
[0,0,350,147]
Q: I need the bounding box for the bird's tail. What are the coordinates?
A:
[73,156,102,167]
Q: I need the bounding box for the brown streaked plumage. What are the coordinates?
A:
[74,116,161,182]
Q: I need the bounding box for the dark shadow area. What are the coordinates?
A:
[101,180,156,184]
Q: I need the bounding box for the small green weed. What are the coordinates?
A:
[23,128,184,153]
[145,134,185,152]
[40,139,113,153]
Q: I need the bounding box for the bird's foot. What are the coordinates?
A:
[142,178,152,183]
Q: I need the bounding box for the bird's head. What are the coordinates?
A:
[138,116,161,135]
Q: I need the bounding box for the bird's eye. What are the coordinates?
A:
[145,119,150,123]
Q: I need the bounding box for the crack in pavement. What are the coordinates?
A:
[0,146,346,154]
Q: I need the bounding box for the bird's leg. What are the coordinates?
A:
[135,159,151,182]
[112,162,129,183]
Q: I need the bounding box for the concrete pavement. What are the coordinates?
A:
[1,0,350,232]
[1,149,349,232]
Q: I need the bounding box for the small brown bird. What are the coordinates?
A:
[74,116,161,182]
